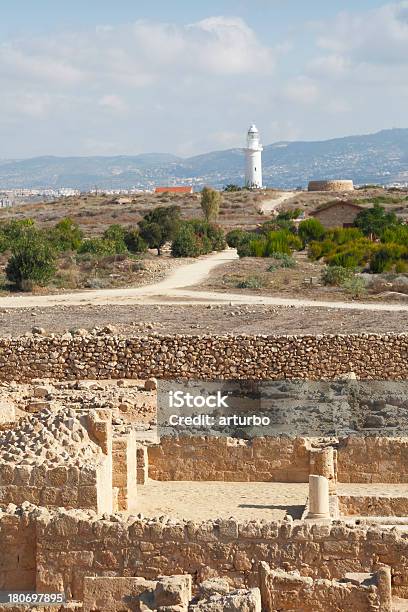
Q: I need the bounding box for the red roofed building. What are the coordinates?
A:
[155,186,193,194]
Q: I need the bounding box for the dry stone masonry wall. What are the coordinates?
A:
[1,332,408,381]
[308,180,354,192]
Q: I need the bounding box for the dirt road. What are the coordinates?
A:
[1,249,408,311]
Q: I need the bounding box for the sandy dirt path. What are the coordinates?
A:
[1,248,408,311]
[260,191,296,214]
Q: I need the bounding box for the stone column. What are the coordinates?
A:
[307,475,330,519]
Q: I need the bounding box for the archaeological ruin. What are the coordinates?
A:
[1,330,408,610]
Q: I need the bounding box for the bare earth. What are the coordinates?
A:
[2,303,408,337]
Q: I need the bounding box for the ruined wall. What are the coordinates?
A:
[0,509,36,592]
[308,180,354,192]
[259,563,391,612]
[0,463,101,510]
[2,506,408,603]
[28,509,408,600]
[147,436,408,485]
[1,333,408,381]
[112,432,137,512]
[337,437,408,483]
[148,437,311,482]
[339,496,408,517]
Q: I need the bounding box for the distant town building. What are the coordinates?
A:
[0,196,12,208]
[309,201,363,229]
[155,186,193,194]
[244,124,263,189]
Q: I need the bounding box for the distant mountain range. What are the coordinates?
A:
[1,128,408,190]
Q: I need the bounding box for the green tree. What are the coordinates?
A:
[354,203,399,238]
[124,228,147,254]
[201,187,222,222]
[6,233,57,291]
[139,205,180,255]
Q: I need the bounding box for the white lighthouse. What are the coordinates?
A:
[244,124,263,189]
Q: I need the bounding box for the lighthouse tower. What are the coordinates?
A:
[244,124,263,189]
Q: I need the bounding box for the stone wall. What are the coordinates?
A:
[0,463,101,510]
[259,563,391,612]
[337,437,408,483]
[308,180,354,192]
[1,332,408,381]
[310,202,361,228]
[147,435,408,485]
[339,495,408,517]
[1,506,408,602]
[148,436,311,482]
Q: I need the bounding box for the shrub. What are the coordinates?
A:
[396,260,408,273]
[224,184,242,192]
[78,238,118,257]
[124,229,147,254]
[0,219,36,252]
[341,276,367,298]
[325,238,376,268]
[226,229,251,248]
[171,224,202,257]
[321,266,354,286]
[298,218,325,244]
[370,243,408,273]
[236,275,263,289]
[201,187,222,222]
[103,224,128,254]
[6,234,57,290]
[50,218,83,252]
[267,253,297,270]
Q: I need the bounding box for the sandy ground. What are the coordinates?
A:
[2,303,408,337]
[136,481,408,523]
[137,481,308,521]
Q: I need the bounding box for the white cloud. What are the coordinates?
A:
[283,77,319,105]
[316,2,408,64]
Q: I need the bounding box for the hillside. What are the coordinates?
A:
[0,128,408,190]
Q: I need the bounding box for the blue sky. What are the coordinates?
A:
[0,1,407,157]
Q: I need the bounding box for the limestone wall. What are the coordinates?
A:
[259,563,391,612]
[1,332,408,381]
[339,495,408,517]
[0,510,36,592]
[2,506,407,601]
[337,437,408,483]
[147,435,408,484]
[0,463,100,510]
[148,436,311,482]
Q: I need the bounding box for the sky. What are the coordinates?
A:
[0,0,407,158]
